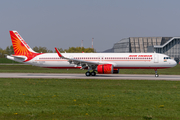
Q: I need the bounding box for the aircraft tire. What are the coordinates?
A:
[91,71,96,76]
[85,71,91,76]
[155,74,159,77]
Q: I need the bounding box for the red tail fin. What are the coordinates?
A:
[9,31,42,61]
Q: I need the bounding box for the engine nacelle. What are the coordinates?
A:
[97,64,119,74]
[113,68,119,74]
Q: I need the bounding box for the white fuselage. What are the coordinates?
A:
[25,53,177,69]
[8,30,177,77]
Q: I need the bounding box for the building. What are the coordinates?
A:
[103,37,180,63]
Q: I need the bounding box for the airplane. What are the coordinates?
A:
[6,31,177,77]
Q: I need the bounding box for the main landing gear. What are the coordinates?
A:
[155,69,159,77]
[85,71,96,76]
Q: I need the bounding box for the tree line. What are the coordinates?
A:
[0,46,96,58]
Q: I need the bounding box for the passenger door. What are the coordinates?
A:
[154,54,159,63]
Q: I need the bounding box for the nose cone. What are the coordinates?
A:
[172,60,177,67]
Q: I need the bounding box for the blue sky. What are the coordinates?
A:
[1,0,180,52]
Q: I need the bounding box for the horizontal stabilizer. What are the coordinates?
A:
[12,55,27,60]
[6,55,27,62]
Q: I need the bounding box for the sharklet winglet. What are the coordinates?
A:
[55,47,63,57]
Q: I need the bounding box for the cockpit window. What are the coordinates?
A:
[164,57,171,59]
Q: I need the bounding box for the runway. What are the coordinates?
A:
[0,73,180,80]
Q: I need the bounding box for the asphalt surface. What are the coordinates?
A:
[0,73,180,80]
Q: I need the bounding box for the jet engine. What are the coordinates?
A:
[97,64,119,74]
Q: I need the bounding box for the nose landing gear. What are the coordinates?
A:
[155,69,159,77]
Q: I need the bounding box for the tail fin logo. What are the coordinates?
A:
[9,31,42,61]
[14,32,30,49]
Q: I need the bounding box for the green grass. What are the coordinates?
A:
[0,58,19,64]
[120,64,180,75]
[0,78,180,119]
[0,64,179,75]
[0,64,83,73]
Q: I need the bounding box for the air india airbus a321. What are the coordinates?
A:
[6,31,177,77]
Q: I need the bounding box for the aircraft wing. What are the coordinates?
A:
[55,48,99,69]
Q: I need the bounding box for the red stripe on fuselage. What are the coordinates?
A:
[44,67,170,69]
[114,67,171,69]
[43,67,82,69]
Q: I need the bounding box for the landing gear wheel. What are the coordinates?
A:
[155,74,159,77]
[154,69,159,77]
[91,71,96,76]
[85,71,91,76]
